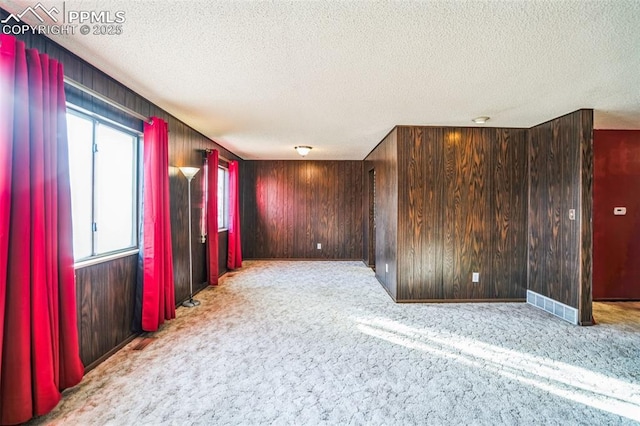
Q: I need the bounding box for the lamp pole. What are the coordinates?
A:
[179,167,201,307]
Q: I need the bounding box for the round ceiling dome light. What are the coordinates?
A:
[472,116,490,124]
[295,146,312,157]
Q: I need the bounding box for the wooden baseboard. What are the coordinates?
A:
[177,272,231,305]
[87,274,232,374]
[83,333,138,373]
[373,276,524,304]
[360,259,376,267]
[396,298,526,303]
[593,298,640,302]
[244,258,364,261]
[374,277,397,301]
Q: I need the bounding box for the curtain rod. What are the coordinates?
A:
[64,77,234,162]
[199,148,231,163]
[63,76,150,123]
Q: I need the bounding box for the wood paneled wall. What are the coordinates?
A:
[11,25,239,368]
[366,112,593,319]
[75,256,137,369]
[166,119,236,303]
[395,126,528,301]
[528,110,593,325]
[593,130,640,300]
[364,130,399,298]
[219,230,229,276]
[241,161,363,259]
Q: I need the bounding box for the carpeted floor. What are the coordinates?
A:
[30,261,640,425]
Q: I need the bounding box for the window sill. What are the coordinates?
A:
[218,228,228,233]
[74,248,139,270]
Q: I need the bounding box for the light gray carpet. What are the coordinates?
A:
[31,261,640,425]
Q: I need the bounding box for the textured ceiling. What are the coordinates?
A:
[2,0,640,159]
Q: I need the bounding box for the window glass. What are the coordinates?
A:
[67,113,94,259]
[218,167,228,229]
[67,109,139,260]
[94,123,137,253]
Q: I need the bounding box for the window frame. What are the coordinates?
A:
[218,165,229,232]
[66,104,142,268]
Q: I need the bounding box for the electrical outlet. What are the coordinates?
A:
[472,272,480,283]
[317,243,321,250]
[614,207,627,216]
[569,209,576,221]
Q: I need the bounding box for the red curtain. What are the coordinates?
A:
[0,34,84,425]
[139,118,175,331]
[206,150,219,284]
[227,160,242,270]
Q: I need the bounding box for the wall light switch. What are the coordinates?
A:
[385,264,389,273]
[614,207,627,216]
[472,272,480,283]
[317,243,322,250]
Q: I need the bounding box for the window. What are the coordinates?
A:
[66,109,139,260]
[218,166,229,230]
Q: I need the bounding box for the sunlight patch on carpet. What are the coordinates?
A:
[355,316,640,423]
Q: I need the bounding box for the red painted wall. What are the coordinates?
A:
[593,130,640,300]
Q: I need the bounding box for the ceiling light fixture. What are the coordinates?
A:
[472,116,490,124]
[295,146,312,157]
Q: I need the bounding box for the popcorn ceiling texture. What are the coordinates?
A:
[3,0,639,159]
[29,261,640,425]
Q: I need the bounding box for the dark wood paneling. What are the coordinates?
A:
[241,161,363,260]
[397,127,444,299]
[17,29,238,303]
[364,129,399,298]
[593,130,640,300]
[363,169,374,266]
[218,231,229,276]
[561,115,580,308]
[13,26,239,370]
[527,124,545,300]
[167,118,232,302]
[75,256,137,368]
[240,161,256,257]
[452,128,491,299]
[529,117,564,304]
[579,110,594,324]
[528,110,593,324]
[492,129,528,299]
[442,129,458,299]
[395,126,527,301]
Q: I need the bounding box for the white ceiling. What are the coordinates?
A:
[2,0,640,160]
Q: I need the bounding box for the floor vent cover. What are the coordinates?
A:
[526,290,578,325]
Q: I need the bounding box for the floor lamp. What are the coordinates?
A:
[179,166,201,308]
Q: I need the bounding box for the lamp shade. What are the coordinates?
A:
[179,166,200,180]
[295,146,312,157]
